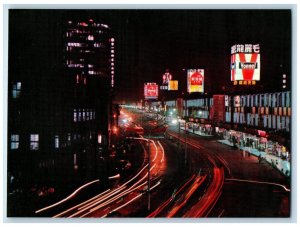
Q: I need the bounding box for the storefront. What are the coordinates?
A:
[220,128,290,160]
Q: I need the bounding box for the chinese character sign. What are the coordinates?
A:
[231,44,261,81]
[187,69,204,93]
[162,72,172,85]
[144,83,158,100]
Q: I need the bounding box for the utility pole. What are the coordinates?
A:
[147,140,151,211]
[184,123,187,165]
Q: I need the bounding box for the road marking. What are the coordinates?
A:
[218,209,225,217]
[225,178,290,192]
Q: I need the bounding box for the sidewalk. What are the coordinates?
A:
[180,127,214,138]
[217,139,291,177]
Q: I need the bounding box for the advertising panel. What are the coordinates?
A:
[162,72,172,84]
[168,80,178,90]
[225,95,229,107]
[187,69,204,93]
[231,44,260,82]
[234,95,241,107]
[144,83,158,100]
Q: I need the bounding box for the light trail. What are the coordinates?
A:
[157,141,165,163]
[53,189,111,218]
[35,179,100,214]
[53,134,163,218]
[108,174,120,180]
[166,175,207,218]
[109,194,143,215]
[75,165,156,217]
[225,178,291,192]
[68,186,127,217]
[106,181,162,217]
[151,140,158,162]
[83,181,148,216]
[55,164,149,217]
[148,175,196,218]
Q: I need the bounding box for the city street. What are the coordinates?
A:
[5,8,293,220]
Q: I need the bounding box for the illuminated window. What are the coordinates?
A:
[73,109,77,122]
[90,110,93,119]
[12,82,21,98]
[30,134,39,150]
[87,110,90,120]
[67,133,71,146]
[87,35,94,41]
[83,109,86,121]
[55,135,59,149]
[78,109,82,121]
[11,134,19,150]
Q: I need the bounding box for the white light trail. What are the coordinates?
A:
[157,141,165,162]
[35,179,99,214]
[53,189,111,218]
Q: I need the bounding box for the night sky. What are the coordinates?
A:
[9,9,291,103]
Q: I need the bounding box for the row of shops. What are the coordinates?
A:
[179,117,290,162]
[221,129,289,160]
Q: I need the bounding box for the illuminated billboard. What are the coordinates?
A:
[168,80,178,91]
[162,72,172,84]
[144,83,158,100]
[161,71,172,90]
[231,44,260,83]
[187,69,204,93]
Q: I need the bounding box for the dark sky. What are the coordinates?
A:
[9,9,291,103]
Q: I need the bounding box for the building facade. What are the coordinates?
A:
[8,16,115,199]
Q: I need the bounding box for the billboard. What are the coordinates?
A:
[231,44,260,82]
[144,83,158,100]
[187,69,204,93]
[161,72,172,90]
[168,80,178,90]
[162,72,172,84]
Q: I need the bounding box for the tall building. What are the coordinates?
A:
[64,19,115,180]
[7,14,115,209]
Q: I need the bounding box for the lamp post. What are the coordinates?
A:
[147,140,151,211]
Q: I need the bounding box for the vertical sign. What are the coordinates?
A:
[144,83,159,100]
[187,69,204,93]
[231,44,260,84]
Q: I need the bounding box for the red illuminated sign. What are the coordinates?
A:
[190,72,203,85]
[144,83,158,100]
[187,69,204,93]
